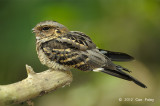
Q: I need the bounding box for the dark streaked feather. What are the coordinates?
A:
[102,66,147,88]
[56,31,96,50]
[41,37,103,71]
[99,49,134,61]
[116,65,132,73]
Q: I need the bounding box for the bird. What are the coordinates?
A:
[32,20,147,88]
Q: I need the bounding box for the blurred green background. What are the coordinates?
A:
[0,0,160,106]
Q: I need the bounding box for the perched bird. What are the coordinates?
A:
[32,21,147,88]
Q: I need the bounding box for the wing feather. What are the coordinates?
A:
[41,31,107,71]
[56,31,96,50]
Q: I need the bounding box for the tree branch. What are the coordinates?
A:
[0,65,73,106]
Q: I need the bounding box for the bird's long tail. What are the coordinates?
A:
[99,49,134,62]
[101,65,147,88]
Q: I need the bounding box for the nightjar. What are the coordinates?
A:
[32,21,147,88]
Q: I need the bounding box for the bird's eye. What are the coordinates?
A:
[42,27,50,31]
[55,29,61,33]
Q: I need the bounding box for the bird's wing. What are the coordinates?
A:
[41,31,106,71]
[55,31,97,50]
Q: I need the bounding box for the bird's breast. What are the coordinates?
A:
[36,42,68,70]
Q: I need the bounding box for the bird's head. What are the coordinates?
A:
[32,21,69,41]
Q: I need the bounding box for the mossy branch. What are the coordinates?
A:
[0,65,73,106]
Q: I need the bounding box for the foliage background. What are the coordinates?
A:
[0,0,160,106]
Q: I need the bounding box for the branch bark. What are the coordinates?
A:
[0,65,73,106]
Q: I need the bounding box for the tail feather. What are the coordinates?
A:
[99,49,134,62]
[101,67,147,88]
[116,65,132,73]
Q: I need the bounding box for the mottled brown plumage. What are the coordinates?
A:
[32,20,147,88]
